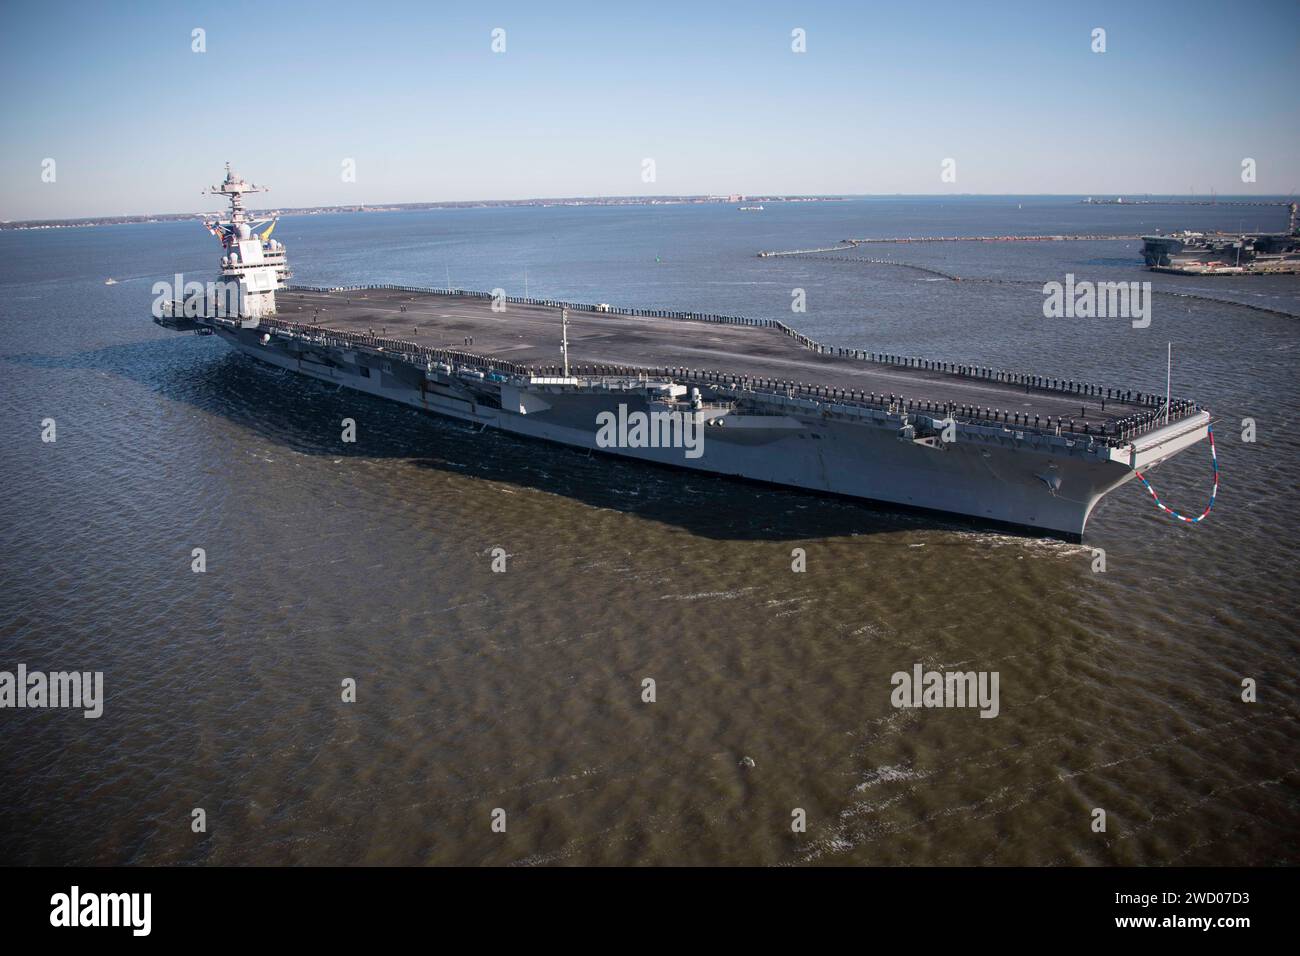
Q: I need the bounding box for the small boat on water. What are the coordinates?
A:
[104,278,118,285]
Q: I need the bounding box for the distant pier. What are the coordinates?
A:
[1081,199,1290,207]
[758,250,1299,319]
[758,235,1134,257]
[844,234,1136,245]
[757,243,855,258]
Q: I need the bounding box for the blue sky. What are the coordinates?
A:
[1,0,1297,219]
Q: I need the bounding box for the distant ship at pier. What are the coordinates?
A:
[1141,203,1300,275]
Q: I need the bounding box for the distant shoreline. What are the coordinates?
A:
[3,193,1292,232]
[0,194,851,231]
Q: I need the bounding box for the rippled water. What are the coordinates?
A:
[1,198,1296,865]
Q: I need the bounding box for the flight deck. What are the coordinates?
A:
[274,287,1166,439]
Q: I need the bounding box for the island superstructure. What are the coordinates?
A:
[155,167,1212,538]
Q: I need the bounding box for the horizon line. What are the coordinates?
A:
[3,191,1295,229]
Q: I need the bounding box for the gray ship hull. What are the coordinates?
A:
[213,321,1206,539]
[1142,232,1300,275]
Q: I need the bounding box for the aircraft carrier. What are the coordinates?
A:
[1141,202,1300,275]
[154,167,1211,538]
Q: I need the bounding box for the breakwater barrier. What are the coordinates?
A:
[756,253,1299,319]
[847,234,1137,244]
[758,236,1135,257]
[792,254,962,281]
[757,244,856,258]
